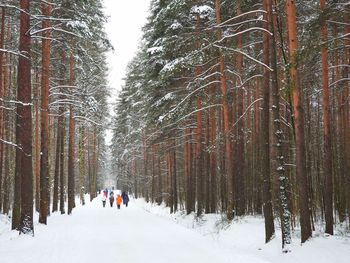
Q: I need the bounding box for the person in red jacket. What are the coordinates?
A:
[116,194,122,209]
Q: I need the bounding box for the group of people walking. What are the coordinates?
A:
[101,189,129,209]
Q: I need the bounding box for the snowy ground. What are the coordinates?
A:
[0,194,349,263]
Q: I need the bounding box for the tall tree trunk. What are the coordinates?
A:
[270,0,291,250]
[2,35,10,215]
[246,85,253,213]
[0,7,5,213]
[151,145,156,203]
[215,0,234,221]
[52,114,61,213]
[210,86,217,213]
[34,70,40,213]
[167,149,173,211]
[88,128,93,201]
[195,86,203,217]
[286,0,312,243]
[3,137,10,214]
[11,32,21,228]
[262,0,275,243]
[39,1,52,224]
[205,109,210,213]
[90,126,97,200]
[53,51,65,213]
[254,79,262,214]
[9,34,21,230]
[68,50,75,214]
[345,9,350,222]
[194,11,204,217]
[17,0,34,235]
[79,126,86,205]
[172,138,178,212]
[157,144,162,205]
[235,1,245,217]
[185,126,192,214]
[94,129,98,199]
[59,115,65,214]
[143,132,149,202]
[332,23,346,223]
[132,150,138,198]
[12,133,21,229]
[320,0,333,235]
[190,129,196,212]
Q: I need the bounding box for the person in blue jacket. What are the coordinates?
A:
[121,191,129,207]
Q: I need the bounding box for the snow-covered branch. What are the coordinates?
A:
[217,27,272,43]
[0,98,32,106]
[213,44,273,71]
[0,48,30,59]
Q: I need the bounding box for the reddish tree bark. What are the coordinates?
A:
[156,144,162,206]
[195,93,203,216]
[261,0,275,243]
[210,86,217,214]
[205,108,210,212]
[286,0,312,243]
[320,0,333,235]
[171,138,177,212]
[39,0,52,224]
[344,8,350,222]
[17,0,34,235]
[185,126,193,214]
[34,70,40,213]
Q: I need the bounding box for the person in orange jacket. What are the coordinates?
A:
[116,194,122,209]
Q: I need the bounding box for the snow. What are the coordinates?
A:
[140,201,350,263]
[169,20,183,30]
[190,5,214,20]
[0,195,349,263]
[147,46,163,55]
[160,57,184,75]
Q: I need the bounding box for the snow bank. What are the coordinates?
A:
[135,198,350,263]
[1,197,348,263]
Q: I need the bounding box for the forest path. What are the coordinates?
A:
[0,194,269,263]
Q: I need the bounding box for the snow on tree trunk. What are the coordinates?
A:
[270,0,292,251]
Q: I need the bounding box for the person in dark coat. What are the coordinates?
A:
[122,191,129,207]
[109,191,114,207]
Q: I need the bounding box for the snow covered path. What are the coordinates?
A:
[0,196,268,263]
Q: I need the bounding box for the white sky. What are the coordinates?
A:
[103,0,151,145]
[103,0,151,101]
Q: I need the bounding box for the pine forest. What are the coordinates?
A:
[0,0,349,260]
